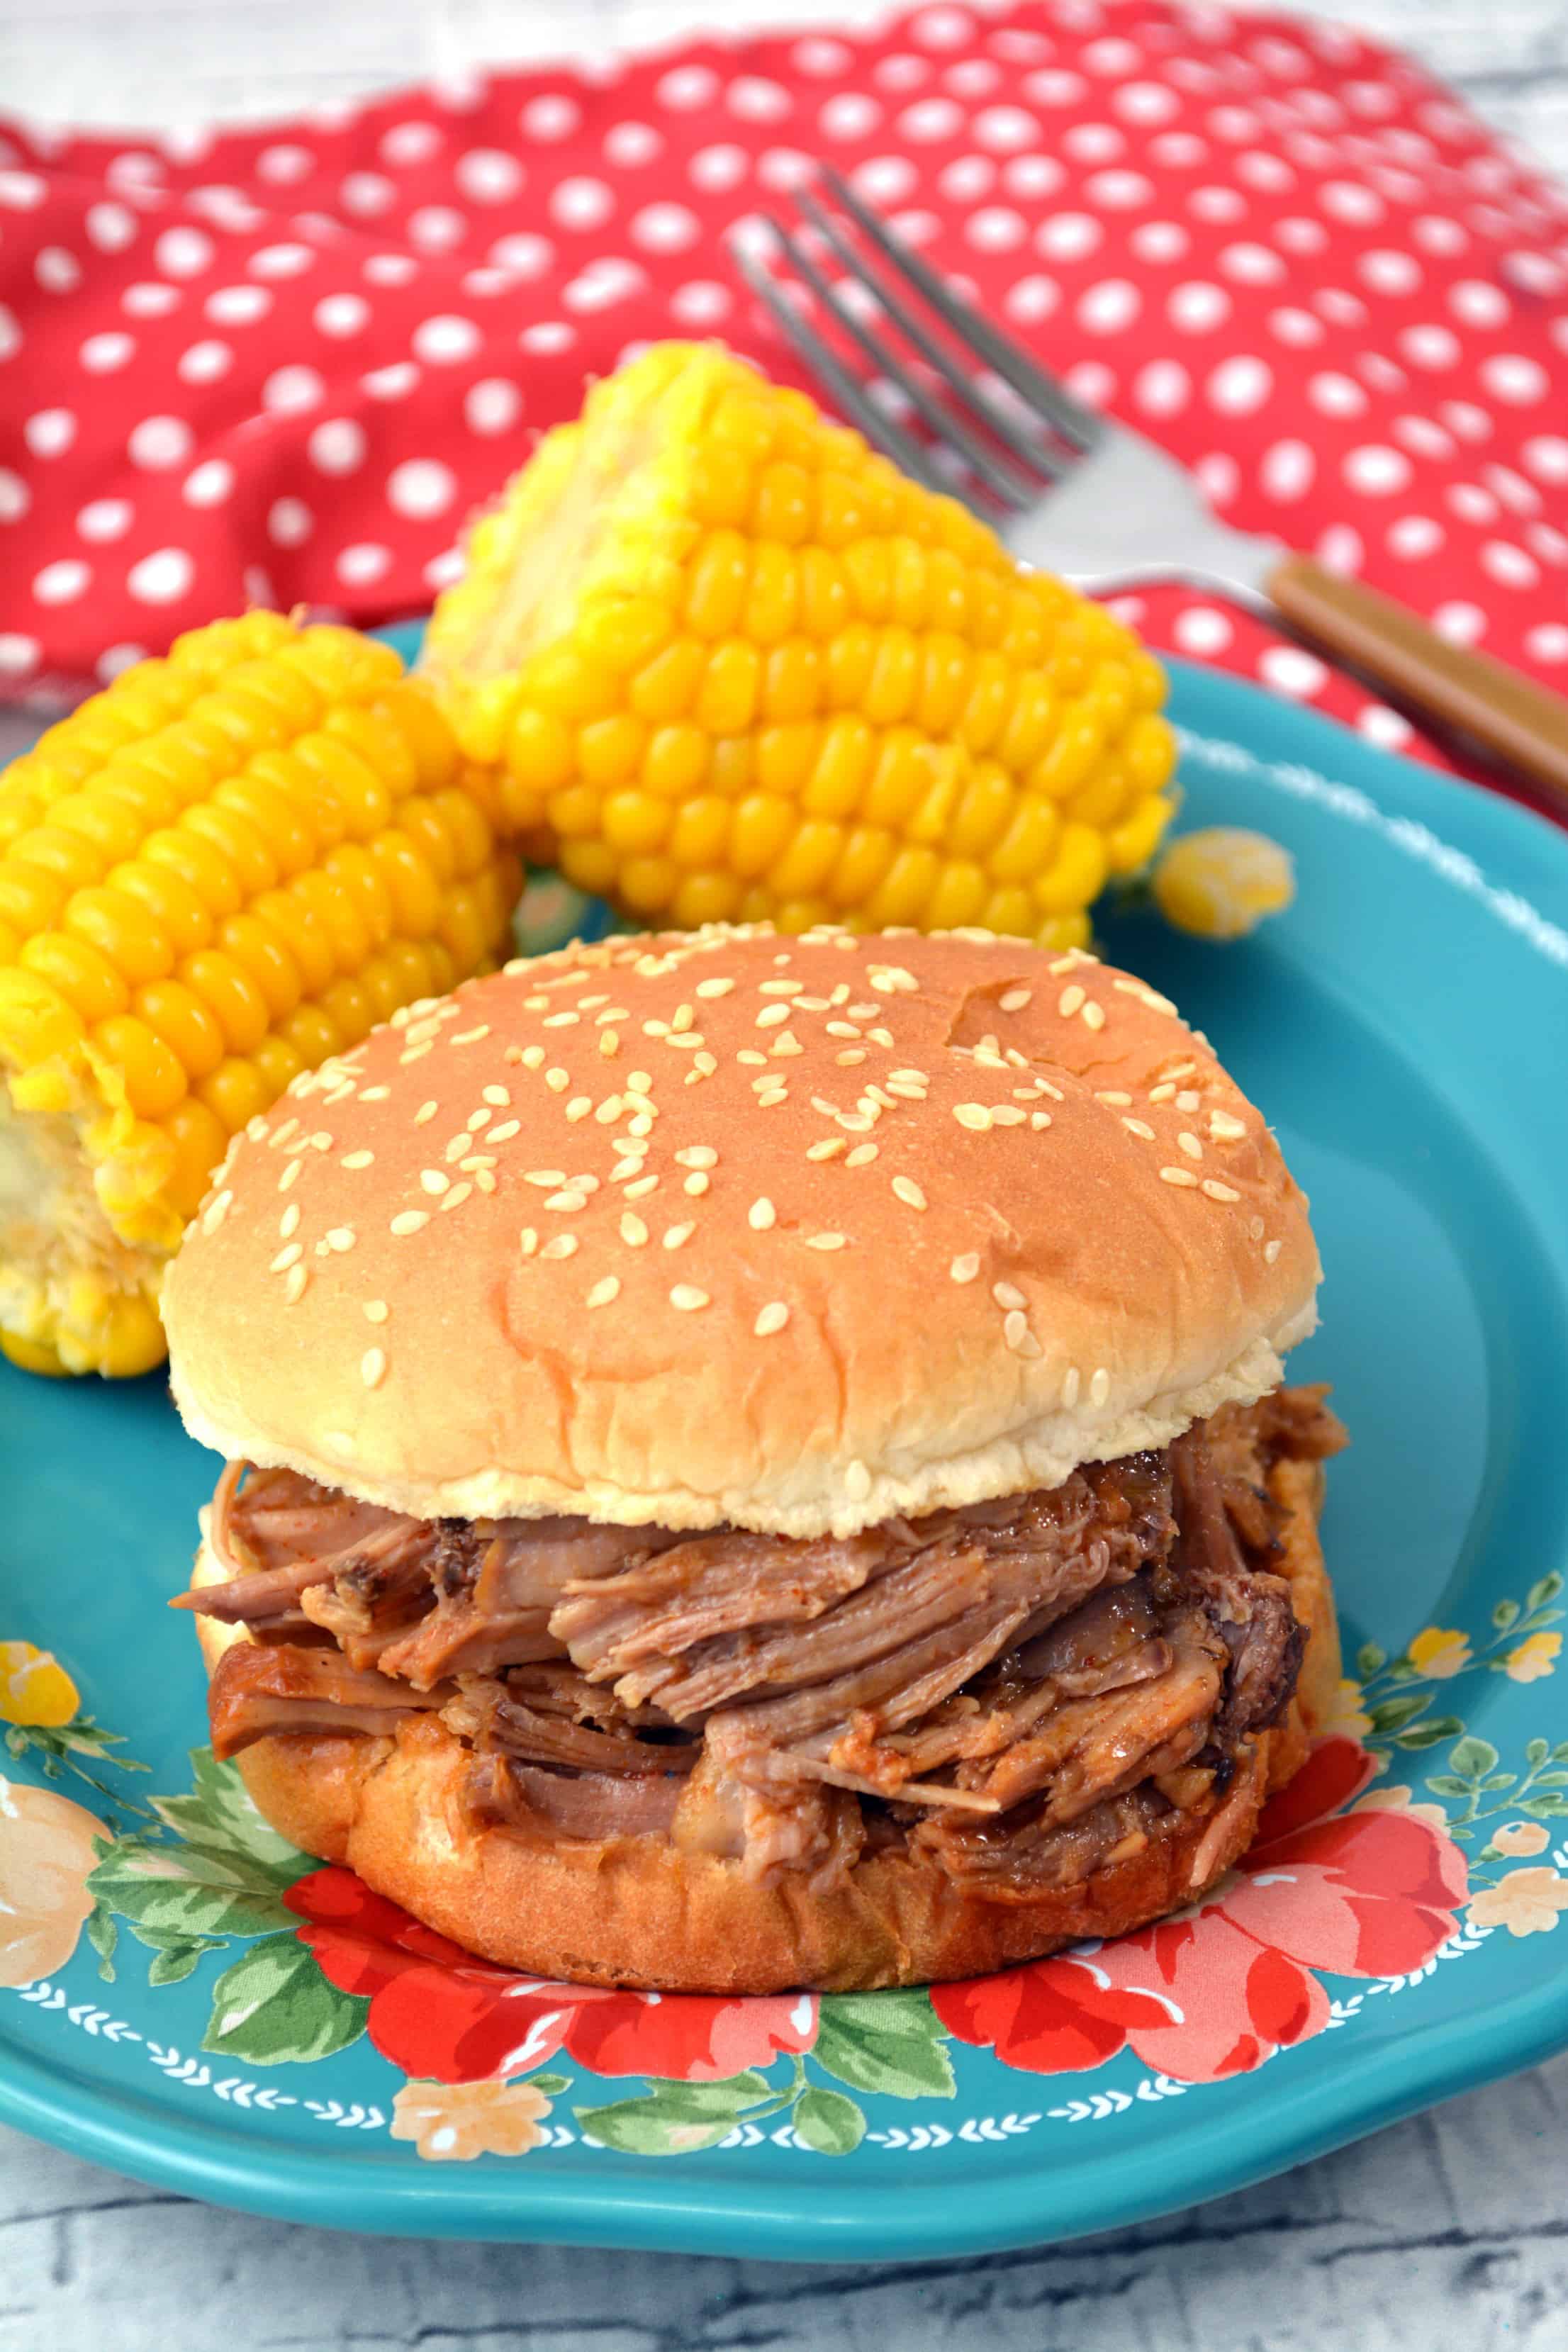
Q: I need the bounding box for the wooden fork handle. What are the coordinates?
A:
[1266,552,1568,808]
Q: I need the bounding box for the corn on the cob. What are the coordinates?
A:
[0,614,522,1378]
[422,343,1177,947]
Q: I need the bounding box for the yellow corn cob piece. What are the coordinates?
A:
[0,613,522,1377]
[422,342,1177,945]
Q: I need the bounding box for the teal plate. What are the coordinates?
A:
[3,651,1567,2258]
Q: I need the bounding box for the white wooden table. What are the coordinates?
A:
[3,4,1568,2345]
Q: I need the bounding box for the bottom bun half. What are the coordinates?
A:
[203,1457,1340,1994]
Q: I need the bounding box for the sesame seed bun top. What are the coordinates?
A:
[163,925,1321,1539]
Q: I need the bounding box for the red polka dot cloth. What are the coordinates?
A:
[2,0,1566,789]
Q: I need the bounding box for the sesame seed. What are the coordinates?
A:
[1209,1109,1246,1141]
[845,1143,879,1167]
[625,1175,659,1200]
[1176,1090,1202,1113]
[1148,1083,1177,1103]
[439,1184,473,1213]
[693,1052,718,1077]
[950,1253,980,1284]
[325,1227,356,1253]
[805,1233,846,1251]
[758,1087,788,1107]
[1058,984,1086,1018]
[483,1086,510,1108]
[520,1228,539,1255]
[420,1170,449,1195]
[696,977,734,999]
[827,1021,861,1040]
[1003,1309,1041,1357]
[836,1049,868,1068]
[1166,1063,1199,1081]
[474,1170,497,1194]
[280,1202,301,1239]
[391,1210,429,1236]
[1062,1366,1081,1408]
[1081,1002,1106,1031]
[1096,1092,1133,1107]
[594,1095,625,1126]
[663,1221,695,1249]
[414,1102,439,1127]
[681,1171,707,1197]
[737,1048,767,1068]
[621,1213,649,1247]
[1121,1117,1156,1141]
[990,1105,1026,1126]
[807,1138,846,1161]
[758,978,802,997]
[1090,1367,1110,1406]
[270,1243,302,1274]
[284,1265,308,1304]
[749,1197,777,1231]
[600,1031,620,1058]
[279,1160,303,1193]
[565,1097,593,1123]
[545,1190,586,1212]
[1249,1216,1266,1241]
[846,1459,873,1501]
[542,1233,579,1260]
[675,1147,717,1169]
[670,1285,710,1312]
[1202,1179,1241,1202]
[524,994,549,1012]
[1177,1133,1203,1160]
[868,1027,896,1049]
[892,1176,927,1211]
[337,1150,374,1173]
[525,1170,568,1188]
[1036,1078,1065,1101]
[521,1046,545,1070]
[671,1004,695,1034]
[587,1276,621,1309]
[627,1112,654,1137]
[545,1069,569,1094]
[1160,1166,1199,1188]
[487,1121,520,1144]
[625,1070,653,1095]
[884,1078,925,1100]
[542,1012,579,1029]
[756,1003,791,1029]
[954,1104,992,1132]
[1113,977,1177,1016]
[992,1282,1026,1310]
[754,1301,790,1337]
[399,1043,432,1064]
[363,1299,388,1323]
[770,1033,802,1058]
[1264,1238,1282,1264]
[361,1348,387,1390]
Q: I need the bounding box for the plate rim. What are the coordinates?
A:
[5,656,1568,2256]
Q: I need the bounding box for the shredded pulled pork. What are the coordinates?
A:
[181,1387,1345,1897]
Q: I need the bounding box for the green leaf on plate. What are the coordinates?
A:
[1480,1774,1518,1791]
[1520,1794,1568,1819]
[1449,1736,1500,1780]
[814,1990,956,2100]
[88,1835,296,1942]
[152,1748,309,1882]
[791,2086,867,2156]
[1355,1642,1387,1679]
[1525,1572,1563,1614]
[1553,1742,1568,1764]
[1526,1738,1550,1768]
[528,2073,570,2097]
[1394,1717,1464,1751]
[1531,1771,1568,1788]
[148,1936,225,1988]
[1423,1775,1473,1798]
[201,1933,368,2065]
[84,1898,118,1983]
[1368,1693,1431,1734]
[576,2073,775,2157]
[1492,1601,1521,1634]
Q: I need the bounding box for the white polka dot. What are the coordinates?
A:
[1307,371,1367,420]
[408,315,478,367]
[1206,354,1272,415]
[1036,212,1102,263]
[267,496,314,547]
[914,6,973,49]
[341,172,396,217]
[96,643,147,683]
[818,92,881,141]
[187,187,264,234]
[1343,445,1411,498]
[124,415,191,472]
[1259,438,1314,501]
[1479,353,1547,406]
[381,120,444,167]
[1189,186,1245,225]
[1081,35,1143,77]
[1002,155,1064,201]
[946,60,999,100]
[685,146,746,196]
[1316,289,1367,329]
[1447,481,1499,526]
[1063,361,1116,410]
[119,284,179,325]
[1131,221,1189,266]
[1440,401,1492,444]
[940,157,994,202]
[1133,358,1190,417]
[604,121,663,167]
[79,330,135,374]
[260,366,325,417]
[563,257,646,313]
[488,233,554,281]
[1003,276,1060,325]
[1357,249,1421,298]
[727,76,793,123]
[422,546,464,593]
[1317,524,1363,575]
[1386,516,1443,561]
[0,172,47,210]
[35,246,82,294]
[629,201,700,255]
[1501,250,1564,298]
[1319,180,1383,226]
[1447,279,1509,330]
[85,201,137,253]
[1394,416,1454,462]
[24,408,76,459]
[522,94,582,140]
[793,35,852,74]
[1167,281,1230,334]
[1484,464,1540,516]
[1525,624,1568,663]
[549,177,615,233]
[1259,645,1328,698]
[386,459,457,520]
[0,468,28,522]
[362,363,420,402]
[968,207,1027,254]
[182,459,235,508]
[336,542,393,588]
[1060,126,1122,170]
[520,321,576,355]
[177,339,233,385]
[33,558,91,605]
[313,293,370,340]
[1195,452,1239,507]
[1357,705,1413,750]
[899,98,963,142]
[1397,323,1460,373]
[206,285,271,325]
[366,253,419,286]
[154,225,213,280]
[407,206,464,255]
[1113,80,1180,125]
[1172,605,1233,656]
[1434,602,1486,645]
[77,497,133,542]
[257,143,313,185]
[1076,277,1141,335]
[249,245,316,286]
[308,418,367,474]
[1235,150,1294,193]
[1481,539,1540,590]
[1218,242,1284,286]
[1267,308,1324,351]
[465,377,522,435]
[1522,435,1568,486]
[126,547,195,605]
[970,105,1038,154]
[1149,131,1208,169]
[1086,168,1154,211]
[751,150,810,196]
[0,634,40,676]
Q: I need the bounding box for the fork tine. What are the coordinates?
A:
[729,238,956,500]
[797,184,1068,483]
[822,169,1104,455]
[763,213,1037,510]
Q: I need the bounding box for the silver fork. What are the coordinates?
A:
[734,170,1568,807]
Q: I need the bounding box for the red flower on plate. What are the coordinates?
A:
[932,1739,1469,2085]
[285,1869,817,2085]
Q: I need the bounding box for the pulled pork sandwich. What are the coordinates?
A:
[162,924,1345,1993]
